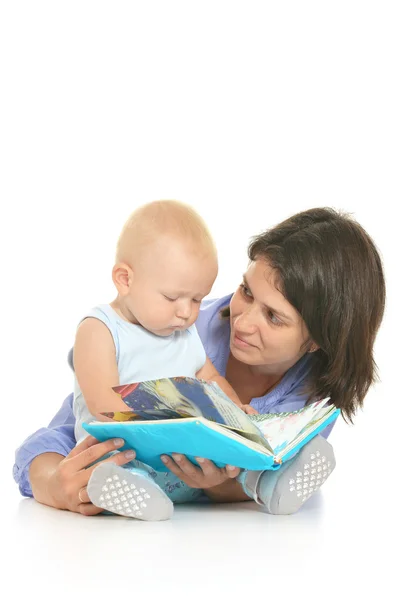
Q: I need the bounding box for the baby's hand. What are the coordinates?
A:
[95,412,117,422]
[241,404,258,416]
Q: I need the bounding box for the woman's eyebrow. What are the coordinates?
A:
[242,275,293,322]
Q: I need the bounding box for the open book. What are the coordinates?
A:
[83,376,340,471]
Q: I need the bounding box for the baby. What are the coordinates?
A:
[72,200,243,520]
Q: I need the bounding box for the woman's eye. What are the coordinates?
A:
[240,283,252,298]
[268,311,283,326]
[164,295,177,302]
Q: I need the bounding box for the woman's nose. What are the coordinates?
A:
[234,307,258,332]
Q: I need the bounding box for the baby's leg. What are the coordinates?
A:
[133,460,205,505]
[238,435,336,514]
[87,457,205,520]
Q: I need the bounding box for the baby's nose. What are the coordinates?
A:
[176,301,192,319]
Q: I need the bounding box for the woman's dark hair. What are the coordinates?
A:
[225,208,385,422]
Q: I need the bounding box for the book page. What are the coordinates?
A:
[294,404,336,439]
[275,405,338,461]
[249,397,331,454]
[101,409,183,421]
[113,378,331,456]
[113,377,260,435]
[204,382,268,435]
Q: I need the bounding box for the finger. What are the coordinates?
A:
[77,486,90,503]
[78,502,105,516]
[67,435,102,458]
[67,438,127,472]
[195,457,225,479]
[225,465,241,478]
[244,406,258,415]
[81,448,137,484]
[160,455,186,479]
[171,454,203,479]
[197,459,240,481]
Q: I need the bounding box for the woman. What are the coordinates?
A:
[14,207,385,516]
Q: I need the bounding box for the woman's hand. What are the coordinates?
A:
[30,435,135,516]
[160,453,240,489]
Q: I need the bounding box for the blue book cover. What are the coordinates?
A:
[83,377,340,471]
[84,411,339,472]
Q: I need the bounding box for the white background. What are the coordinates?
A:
[1,2,398,598]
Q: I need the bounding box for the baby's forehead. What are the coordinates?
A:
[146,235,217,264]
[152,253,217,291]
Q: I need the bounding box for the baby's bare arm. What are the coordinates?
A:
[196,357,243,408]
[197,357,258,415]
[74,318,131,415]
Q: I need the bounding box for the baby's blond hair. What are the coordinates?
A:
[116,200,217,264]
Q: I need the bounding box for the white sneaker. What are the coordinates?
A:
[87,462,174,521]
[239,435,336,515]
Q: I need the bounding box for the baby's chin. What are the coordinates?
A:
[147,324,187,337]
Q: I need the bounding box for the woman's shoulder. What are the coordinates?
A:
[197,294,232,334]
[199,293,233,313]
[196,294,232,364]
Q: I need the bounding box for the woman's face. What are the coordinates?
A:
[229,259,311,372]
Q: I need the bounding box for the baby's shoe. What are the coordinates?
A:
[238,435,336,515]
[87,462,174,521]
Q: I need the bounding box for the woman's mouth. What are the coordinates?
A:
[233,332,255,349]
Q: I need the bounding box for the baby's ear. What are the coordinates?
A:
[112,263,132,295]
[67,348,75,371]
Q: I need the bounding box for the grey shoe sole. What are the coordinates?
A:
[264,435,336,515]
[87,462,174,521]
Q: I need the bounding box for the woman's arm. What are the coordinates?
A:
[28,436,136,515]
[13,394,77,497]
[29,452,68,508]
[14,391,136,513]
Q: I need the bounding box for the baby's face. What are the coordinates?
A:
[126,238,218,336]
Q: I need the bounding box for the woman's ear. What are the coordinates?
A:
[112,263,133,296]
[308,343,320,353]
